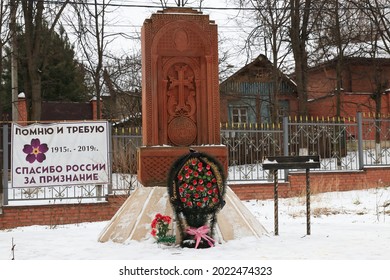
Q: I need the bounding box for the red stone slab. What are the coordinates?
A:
[138,7,227,186]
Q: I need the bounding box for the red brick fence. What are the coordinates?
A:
[1,166,389,230]
[230,166,390,200]
[0,195,127,230]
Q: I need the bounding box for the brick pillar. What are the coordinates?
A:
[17,92,27,125]
[385,89,390,115]
[90,97,103,120]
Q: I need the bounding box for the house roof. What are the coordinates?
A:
[307,56,390,73]
[41,101,93,121]
[220,54,297,87]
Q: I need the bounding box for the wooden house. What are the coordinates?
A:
[101,91,141,127]
[219,55,298,126]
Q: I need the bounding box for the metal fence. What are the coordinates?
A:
[2,112,390,205]
[223,113,390,182]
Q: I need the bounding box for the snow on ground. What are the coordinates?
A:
[1,187,389,260]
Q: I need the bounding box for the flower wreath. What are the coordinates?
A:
[167,149,226,248]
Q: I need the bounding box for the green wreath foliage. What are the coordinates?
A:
[167,149,226,247]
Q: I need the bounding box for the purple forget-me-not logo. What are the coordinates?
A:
[22,138,49,163]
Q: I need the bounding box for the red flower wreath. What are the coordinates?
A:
[176,159,220,210]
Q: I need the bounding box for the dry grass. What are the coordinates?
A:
[288,207,350,218]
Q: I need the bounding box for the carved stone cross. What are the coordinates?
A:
[168,65,194,114]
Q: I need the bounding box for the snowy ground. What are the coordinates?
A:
[1,187,389,260]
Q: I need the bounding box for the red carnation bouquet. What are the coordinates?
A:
[150,213,175,244]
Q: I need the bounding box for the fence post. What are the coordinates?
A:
[273,169,279,236]
[0,125,3,209]
[2,123,9,206]
[306,168,311,235]
[108,122,113,195]
[283,116,289,180]
[357,112,364,170]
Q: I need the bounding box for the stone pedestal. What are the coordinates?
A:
[138,145,228,186]
[98,186,268,243]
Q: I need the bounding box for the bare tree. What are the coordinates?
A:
[355,0,390,55]
[0,0,9,84]
[235,0,321,118]
[21,0,70,121]
[157,0,197,7]
[333,0,345,118]
[312,0,373,117]
[244,0,291,122]
[350,0,390,162]
[159,0,169,8]
[0,0,7,203]
[354,0,390,112]
[69,0,122,119]
[312,0,347,117]
[103,52,142,124]
[289,0,317,116]
[174,0,190,6]
[9,0,19,121]
[0,0,12,119]
[218,37,237,82]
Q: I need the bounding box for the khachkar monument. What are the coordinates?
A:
[137,6,227,186]
[99,7,267,244]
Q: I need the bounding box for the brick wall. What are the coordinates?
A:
[0,195,127,230]
[230,166,390,200]
[306,58,390,119]
[307,92,390,119]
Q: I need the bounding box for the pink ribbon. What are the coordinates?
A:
[186,225,215,249]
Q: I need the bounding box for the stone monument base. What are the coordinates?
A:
[137,145,228,187]
[98,185,268,244]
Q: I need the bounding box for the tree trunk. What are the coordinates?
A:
[30,65,42,121]
[334,0,344,118]
[10,0,19,121]
[21,0,69,121]
[271,29,280,123]
[290,0,311,117]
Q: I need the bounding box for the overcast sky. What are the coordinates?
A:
[95,0,252,68]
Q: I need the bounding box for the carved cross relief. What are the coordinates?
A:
[167,64,196,122]
[165,63,198,146]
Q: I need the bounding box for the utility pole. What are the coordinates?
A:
[10,0,18,122]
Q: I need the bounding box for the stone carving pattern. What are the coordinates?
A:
[142,156,227,181]
[166,63,197,146]
[166,64,196,121]
[145,10,217,145]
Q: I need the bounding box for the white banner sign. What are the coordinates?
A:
[11,121,109,188]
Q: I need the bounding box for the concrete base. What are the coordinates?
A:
[98,185,268,244]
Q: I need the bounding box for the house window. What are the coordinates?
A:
[231,107,248,124]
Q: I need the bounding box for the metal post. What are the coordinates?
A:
[96,184,102,201]
[306,168,311,235]
[107,122,113,195]
[3,124,9,205]
[273,169,279,236]
[283,116,289,181]
[0,126,3,210]
[357,112,364,170]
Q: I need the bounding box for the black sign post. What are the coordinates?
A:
[263,155,320,236]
